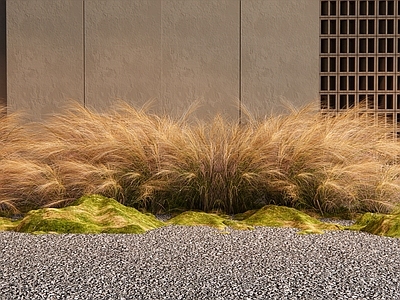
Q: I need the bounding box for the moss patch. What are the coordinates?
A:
[349,212,400,238]
[167,206,343,234]
[241,205,342,234]
[0,217,20,231]
[14,195,164,234]
[167,211,253,231]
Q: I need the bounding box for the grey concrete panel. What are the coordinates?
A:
[85,0,161,113]
[6,0,84,119]
[242,0,319,118]
[161,0,240,120]
[0,0,6,110]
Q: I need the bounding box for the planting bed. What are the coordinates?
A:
[1,194,400,238]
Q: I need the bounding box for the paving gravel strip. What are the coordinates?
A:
[0,226,399,300]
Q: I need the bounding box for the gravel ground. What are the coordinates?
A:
[0,226,399,300]
[319,218,356,227]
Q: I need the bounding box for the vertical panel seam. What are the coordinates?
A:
[83,0,86,107]
[239,0,242,124]
[160,0,163,112]
[4,0,6,112]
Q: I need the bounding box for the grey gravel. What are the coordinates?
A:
[319,218,356,227]
[155,214,172,222]
[0,226,399,300]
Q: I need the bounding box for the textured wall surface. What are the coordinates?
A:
[6,0,318,120]
[85,0,161,113]
[242,0,320,117]
[161,0,240,119]
[6,0,84,119]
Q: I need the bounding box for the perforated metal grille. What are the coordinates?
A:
[320,0,400,135]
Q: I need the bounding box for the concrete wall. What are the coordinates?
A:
[5,0,319,120]
[242,0,319,117]
[6,0,84,119]
[161,0,240,119]
[85,0,161,113]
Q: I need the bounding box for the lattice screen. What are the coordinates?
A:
[320,0,400,135]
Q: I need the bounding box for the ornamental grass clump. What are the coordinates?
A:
[156,115,274,213]
[0,101,399,216]
[261,108,400,214]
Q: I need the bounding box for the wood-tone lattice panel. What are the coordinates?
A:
[320,0,400,136]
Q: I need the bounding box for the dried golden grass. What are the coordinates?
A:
[0,101,399,216]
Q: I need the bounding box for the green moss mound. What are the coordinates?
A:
[0,202,357,236]
[241,205,342,234]
[15,195,164,234]
[350,212,400,238]
[167,211,253,231]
